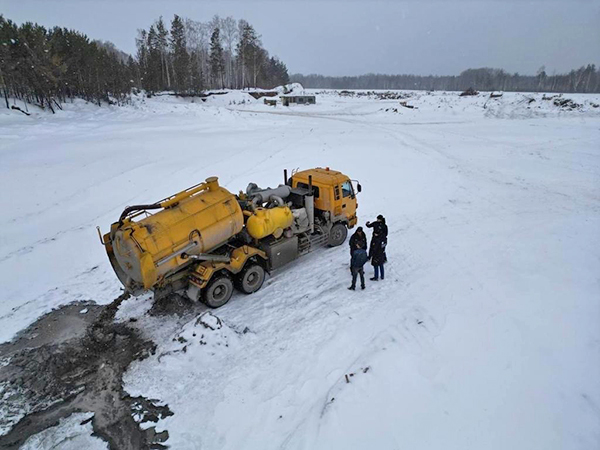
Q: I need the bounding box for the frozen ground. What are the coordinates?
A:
[0,89,599,449]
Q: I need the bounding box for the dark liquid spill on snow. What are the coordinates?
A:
[0,296,172,450]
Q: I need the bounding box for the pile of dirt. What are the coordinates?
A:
[148,292,203,318]
[0,295,171,450]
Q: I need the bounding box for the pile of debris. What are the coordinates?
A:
[460,87,479,97]
[338,90,410,100]
[539,94,582,110]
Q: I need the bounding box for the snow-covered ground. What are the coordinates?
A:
[1,89,599,449]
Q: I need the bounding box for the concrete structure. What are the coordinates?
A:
[281,95,316,106]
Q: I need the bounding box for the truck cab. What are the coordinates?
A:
[291,167,359,228]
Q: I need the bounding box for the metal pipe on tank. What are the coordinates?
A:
[305,174,314,233]
[248,185,292,204]
[156,241,198,266]
[246,183,259,196]
[182,253,231,263]
[251,194,285,209]
[251,197,262,210]
[270,195,285,207]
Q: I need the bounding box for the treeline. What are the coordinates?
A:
[136,15,289,94]
[0,15,137,112]
[292,66,600,93]
[0,14,289,113]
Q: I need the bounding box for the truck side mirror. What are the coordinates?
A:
[357,183,362,193]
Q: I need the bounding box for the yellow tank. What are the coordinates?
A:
[246,206,293,240]
[104,177,244,291]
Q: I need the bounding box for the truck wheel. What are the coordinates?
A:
[202,275,234,308]
[328,223,348,247]
[236,264,265,294]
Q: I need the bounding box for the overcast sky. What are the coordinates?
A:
[1,0,598,76]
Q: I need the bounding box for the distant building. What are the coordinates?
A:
[281,95,316,106]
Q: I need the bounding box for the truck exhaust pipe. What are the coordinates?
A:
[305,174,314,234]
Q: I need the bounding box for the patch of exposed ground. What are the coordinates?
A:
[0,294,174,449]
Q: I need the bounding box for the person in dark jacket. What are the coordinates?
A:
[366,215,388,241]
[349,226,367,255]
[349,244,368,290]
[367,215,388,280]
[378,215,388,262]
[369,238,386,280]
[378,215,388,240]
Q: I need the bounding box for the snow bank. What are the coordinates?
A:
[309,89,600,120]
[204,91,260,106]
[275,82,304,94]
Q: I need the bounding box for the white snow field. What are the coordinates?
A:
[1,90,599,449]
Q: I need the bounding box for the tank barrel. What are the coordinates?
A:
[105,176,244,294]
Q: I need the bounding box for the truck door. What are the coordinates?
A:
[341,180,356,214]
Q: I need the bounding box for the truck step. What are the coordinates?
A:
[299,232,329,255]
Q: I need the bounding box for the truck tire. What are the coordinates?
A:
[236,264,265,294]
[202,274,234,308]
[328,223,348,247]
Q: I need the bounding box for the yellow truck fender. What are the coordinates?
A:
[189,245,267,289]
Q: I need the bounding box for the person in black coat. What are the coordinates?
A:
[366,215,388,241]
[378,215,388,263]
[349,226,367,255]
[369,238,386,280]
[367,215,388,280]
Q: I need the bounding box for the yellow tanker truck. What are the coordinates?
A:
[99,168,361,308]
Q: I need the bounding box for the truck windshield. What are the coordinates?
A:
[341,180,353,198]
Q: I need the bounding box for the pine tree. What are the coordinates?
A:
[189,49,204,94]
[236,21,261,88]
[145,25,161,93]
[156,17,171,89]
[170,14,189,93]
[135,29,148,91]
[209,26,225,89]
